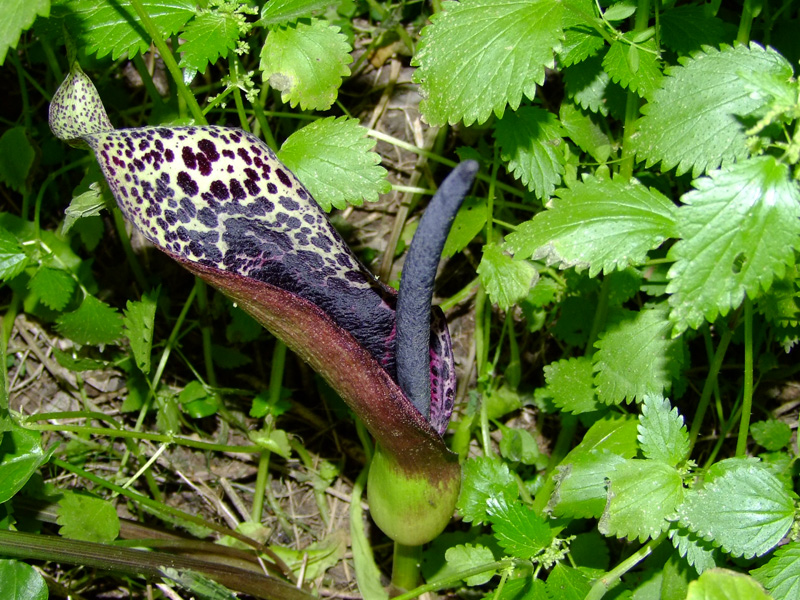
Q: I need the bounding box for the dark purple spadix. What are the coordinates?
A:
[396,161,478,420]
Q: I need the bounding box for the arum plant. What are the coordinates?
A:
[49,63,477,590]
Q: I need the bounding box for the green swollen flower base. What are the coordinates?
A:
[367,443,460,546]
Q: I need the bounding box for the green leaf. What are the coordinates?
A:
[593,308,683,405]
[0,226,29,281]
[498,424,545,467]
[559,0,604,67]
[506,176,676,276]
[477,243,538,311]
[549,450,626,519]
[260,0,335,27]
[0,0,49,65]
[637,395,689,467]
[56,295,123,346]
[563,53,617,117]
[160,568,237,600]
[677,460,795,558]
[545,564,591,600]
[670,527,719,575]
[750,420,793,451]
[123,288,158,375]
[494,107,565,198]
[27,267,76,311]
[249,389,291,419]
[412,0,563,126]
[0,127,36,191]
[0,423,46,503]
[260,18,352,111]
[633,44,793,177]
[53,348,106,372]
[442,196,487,258]
[250,428,292,458]
[667,156,800,334]
[178,381,220,419]
[565,412,640,462]
[751,541,800,600]
[61,183,106,235]
[543,356,600,415]
[0,559,48,600]
[278,116,389,210]
[487,575,547,600]
[559,102,612,163]
[686,569,771,600]
[602,37,662,98]
[57,492,120,543]
[660,5,730,55]
[599,458,683,542]
[444,544,496,586]
[268,530,346,581]
[457,456,518,525]
[52,0,196,60]
[179,10,241,72]
[487,494,552,560]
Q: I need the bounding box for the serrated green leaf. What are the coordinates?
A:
[565,412,640,461]
[57,492,120,543]
[0,226,30,281]
[487,575,548,600]
[56,295,123,346]
[545,564,591,600]
[442,196,487,258]
[559,102,612,163]
[602,37,662,99]
[27,267,76,311]
[633,44,793,177]
[506,177,676,276]
[260,0,334,26]
[686,569,771,600]
[559,0,604,67]
[593,308,683,405]
[667,156,800,335]
[487,494,552,560]
[570,531,610,571]
[549,450,626,519]
[477,243,538,311]
[458,456,518,525]
[543,356,600,414]
[563,53,616,116]
[599,458,683,542]
[0,559,48,600]
[0,0,49,65]
[61,183,106,235]
[677,462,795,558]
[443,544,496,586]
[278,116,389,210]
[669,527,719,575]
[660,6,730,55]
[638,395,689,466]
[260,18,351,111]
[751,541,800,600]
[0,423,46,504]
[412,0,563,126]
[750,420,793,451]
[123,288,158,375]
[179,10,241,72]
[52,0,196,60]
[495,107,565,198]
[0,127,36,191]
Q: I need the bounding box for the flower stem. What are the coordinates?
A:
[391,542,423,592]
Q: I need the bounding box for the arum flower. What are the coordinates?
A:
[49,64,477,547]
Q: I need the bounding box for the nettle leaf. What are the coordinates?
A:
[667,156,800,335]
[686,569,771,600]
[633,44,794,177]
[179,10,241,72]
[670,527,718,575]
[563,53,618,117]
[638,395,689,467]
[549,450,627,519]
[123,288,159,375]
[0,423,46,503]
[559,102,612,163]
[494,107,565,198]
[57,492,120,544]
[660,5,730,55]
[476,243,538,311]
[0,226,30,281]
[600,458,684,542]
[506,176,676,276]
[62,183,106,235]
[677,461,795,558]
[543,355,600,415]
[545,564,591,600]
[0,127,36,192]
[593,307,683,405]
[412,0,563,126]
[487,494,552,560]
[444,544,496,586]
[52,0,196,60]
[260,18,352,111]
[602,37,662,99]
[750,420,793,451]
[27,267,76,311]
[457,456,518,525]
[752,541,800,600]
[278,116,389,210]
[0,560,47,600]
[0,0,49,65]
[559,0,604,68]
[566,413,640,461]
[56,295,123,346]
[442,196,487,258]
[260,0,334,27]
